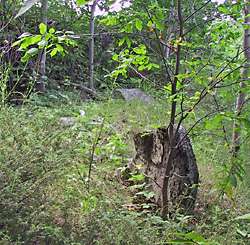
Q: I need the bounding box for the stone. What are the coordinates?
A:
[59,117,76,126]
[113,88,153,103]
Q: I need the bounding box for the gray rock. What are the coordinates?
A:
[113,88,153,103]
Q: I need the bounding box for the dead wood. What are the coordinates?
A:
[133,125,199,217]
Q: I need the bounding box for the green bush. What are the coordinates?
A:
[0,106,78,243]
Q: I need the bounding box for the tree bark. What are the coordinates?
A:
[232,1,250,156]
[134,126,199,218]
[36,0,48,93]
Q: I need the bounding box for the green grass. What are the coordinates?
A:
[0,96,249,244]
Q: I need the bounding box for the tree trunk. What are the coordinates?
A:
[134,126,199,218]
[232,1,250,156]
[36,0,48,93]
[163,0,175,59]
[89,0,98,90]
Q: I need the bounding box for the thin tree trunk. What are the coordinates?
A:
[161,0,184,218]
[36,0,48,93]
[89,0,98,90]
[168,0,183,143]
[232,1,250,156]
[163,0,175,58]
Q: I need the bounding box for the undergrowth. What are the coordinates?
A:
[0,96,249,244]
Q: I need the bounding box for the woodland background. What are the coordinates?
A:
[0,0,249,244]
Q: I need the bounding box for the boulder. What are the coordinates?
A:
[113,88,153,103]
[59,117,76,127]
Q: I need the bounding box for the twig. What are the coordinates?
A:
[87,118,105,191]
[176,110,223,148]
[184,0,211,22]
[144,6,173,83]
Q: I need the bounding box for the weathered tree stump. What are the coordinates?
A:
[133,126,199,217]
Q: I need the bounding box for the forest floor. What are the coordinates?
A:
[0,93,249,245]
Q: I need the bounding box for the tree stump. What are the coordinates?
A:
[133,126,199,217]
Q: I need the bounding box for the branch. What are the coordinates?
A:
[87,118,105,191]
[169,0,184,142]
[144,6,173,83]
[184,0,211,22]
[176,109,225,149]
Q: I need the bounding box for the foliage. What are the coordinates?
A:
[1,0,250,244]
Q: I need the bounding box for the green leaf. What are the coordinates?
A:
[15,0,40,18]
[31,35,42,43]
[100,16,118,26]
[205,114,223,130]
[166,239,193,244]
[123,22,133,33]
[234,213,250,221]
[147,20,153,28]
[39,23,47,35]
[56,44,64,52]
[138,65,146,71]
[26,47,38,55]
[218,6,229,15]
[38,39,47,48]
[135,19,143,31]
[80,195,98,213]
[49,28,55,34]
[11,40,22,47]
[129,173,145,182]
[133,45,146,55]
[125,36,131,48]
[118,37,125,47]
[21,53,30,62]
[19,35,42,50]
[236,228,248,237]
[151,63,160,69]
[50,48,58,57]
[112,53,119,61]
[185,231,206,242]
[76,0,89,6]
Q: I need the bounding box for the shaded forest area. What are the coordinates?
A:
[0,0,250,244]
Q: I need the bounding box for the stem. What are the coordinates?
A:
[169,0,183,144]
[87,118,105,191]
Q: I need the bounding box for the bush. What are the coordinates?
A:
[0,106,78,243]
